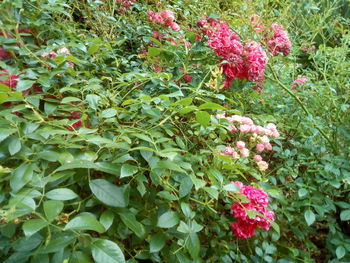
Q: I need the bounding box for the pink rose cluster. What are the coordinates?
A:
[148,10,180,31]
[41,47,74,68]
[197,17,268,89]
[115,0,135,14]
[292,76,307,89]
[216,113,279,172]
[266,23,291,56]
[230,181,275,238]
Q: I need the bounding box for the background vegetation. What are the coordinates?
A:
[0,0,349,262]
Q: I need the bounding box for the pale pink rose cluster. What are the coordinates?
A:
[148,10,180,31]
[197,17,268,89]
[266,23,291,56]
[217,113,279,172]
[41,47,74,68]
[230,181,275,238]
[115,0,135,13]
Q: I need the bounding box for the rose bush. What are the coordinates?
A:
[0,0,349,262]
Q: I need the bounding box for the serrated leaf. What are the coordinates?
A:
[64,215,105,233]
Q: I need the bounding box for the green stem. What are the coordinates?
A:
[268,64,337,154]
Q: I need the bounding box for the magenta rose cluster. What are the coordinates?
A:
[197,17,268,89]
[216,113,279,172]
[267,23,292,56]
[230,181,275,238]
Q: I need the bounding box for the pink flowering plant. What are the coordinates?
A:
[0,0,349,262]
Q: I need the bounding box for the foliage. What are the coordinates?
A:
[0,0,349,262]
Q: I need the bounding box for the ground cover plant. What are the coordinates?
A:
[0,0,349,262]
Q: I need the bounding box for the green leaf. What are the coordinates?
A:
[64,215,105,233]
[0,83,10,91]
[120,164,138,178]
[157,211,179,228]
[100,210,115,230]
[148,47,161,57]
[198,102,225,110]
[46,188,79,201]
[10,163,34,193]
[86,94,100,110]
[92,239,125,263]
[304,209,315,226]
[155,160,185,173]
[186,232,200,259]
[271,221,280,235]
[179,106,197,115]
[119,212,146,238]
[223,184,240,192]
[195,111,210,127]
[55,160,97,171]
[203,187,218,199]
[88,44,100,55]
[61,97,81,104]
[8,137,21,155]
[37,233,75,254]
[0,128,16,142]
[298,188,308,198]
[43,200,64,222]
[89,179,127,207]
[16,80,35,92]
[173,97,192,107]
[95,162,120,176]
[150,232,167,253]
[23,219,48,237]
[70,251,92,263]
[336,245,345,259]
[0,92,9,103]
[101,108,117,118]
[340,209,350,221]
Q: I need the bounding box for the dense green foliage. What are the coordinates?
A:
[0,0,349,262]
